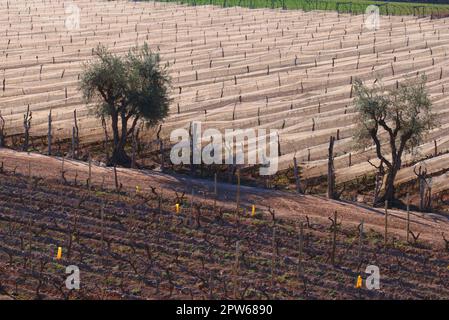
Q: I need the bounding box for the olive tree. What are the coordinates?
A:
[80,43,170,166]
[353,75,437,204]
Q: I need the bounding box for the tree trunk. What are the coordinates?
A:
[0,111,5,148]
[109,112,131,167]
[111,141,131,167]
[47,111,52,155]
[382,166,399,203]
[327,136,335,199]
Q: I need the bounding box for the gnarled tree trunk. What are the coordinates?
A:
[382,157,402,205]
[109,111,131,167]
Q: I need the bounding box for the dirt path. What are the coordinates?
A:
[1,148,449,247]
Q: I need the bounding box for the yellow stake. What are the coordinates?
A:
[356,275,362,289]
[175,203,180,214]
[56,247,62,260]
[251,205,256,216]
[135,185,140,194]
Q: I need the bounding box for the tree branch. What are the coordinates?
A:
[127,116,140,137]
[370,128,392,168]
[378,118,397,157]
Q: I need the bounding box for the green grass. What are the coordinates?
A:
[156,0,449,16]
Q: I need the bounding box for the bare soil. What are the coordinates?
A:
[0,149,448,299]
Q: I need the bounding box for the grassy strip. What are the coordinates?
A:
[155,0,449,16]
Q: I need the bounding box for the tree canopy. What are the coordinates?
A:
[353,75,437,203]
[80,43,171,166]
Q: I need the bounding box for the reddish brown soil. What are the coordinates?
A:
[0,149,448,300]
[1,148,449,246]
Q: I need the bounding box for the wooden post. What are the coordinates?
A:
[213,172,217,212]
[358,220,364,263]
[100,203,105,250]
[236,168,240,220]
[71,127,76,159]
[190,189,194,225]
[271,226,276,289]
[189,123,194,176]
[277,133,281,157]
[233,241,240,299]
[67,220,73,260]
[61,156,65,182]
[47,110,52,155]
[114,166,119,192]
[293,157,302,194]
[327,136,335,199]
[406,193,410,243]
[384,200,388,246]
[434,139,437,157]
[331,211,337,266]
[420,176,425,211]
[0,111,5,148]
[297,222,304,281]
[88,154,92,190]
[28,161,31,183]
[159,139,164,171]
[72,110,79,159]
[23,105,32,152]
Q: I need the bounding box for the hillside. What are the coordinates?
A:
[0,149,448,299]
[2,0,449,193]
[1,0,449,301]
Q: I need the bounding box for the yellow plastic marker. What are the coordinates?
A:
[175,203,180,214]
[251,205,256,216]
[135,185,140,194]
[56,247,62,260]
[356,275,362,289]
